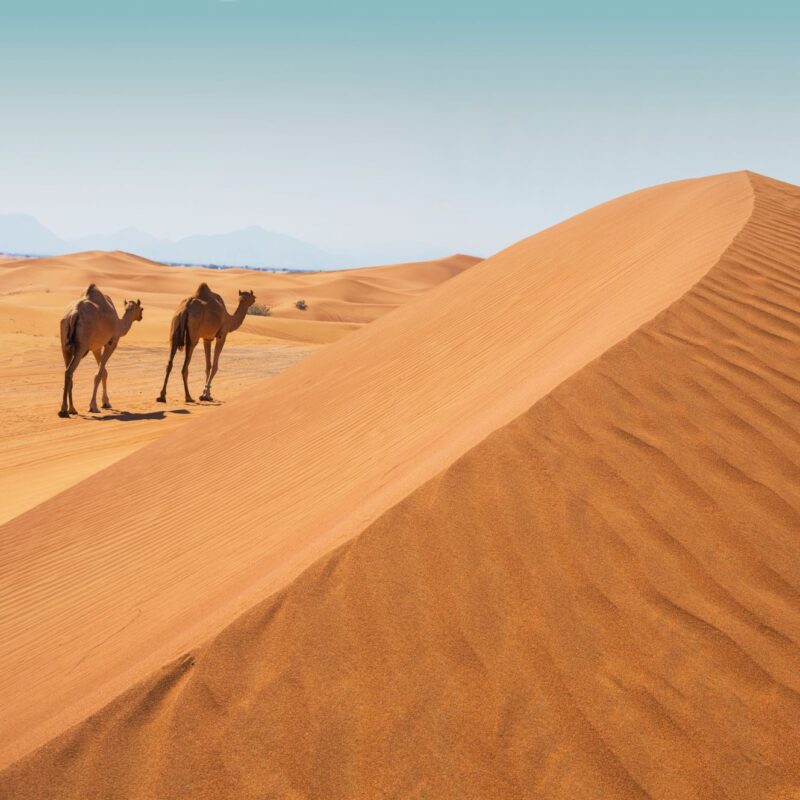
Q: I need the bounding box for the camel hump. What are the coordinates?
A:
[84,283,111,307]
[194,282,213,298]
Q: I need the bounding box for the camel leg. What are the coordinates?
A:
[62,347,79,416]
[198,339,212,400]
[157,340,180,403]
[200,336,225,402]
[181,338,198,403]
[68,360,79,415]
[90,342,116,413]
[92,350,111,408]
[59,352,81,418]
[101,366,111,408]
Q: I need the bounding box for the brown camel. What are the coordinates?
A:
[157,283,256,404]
[59,284,144,418]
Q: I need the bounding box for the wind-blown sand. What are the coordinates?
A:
[0,252,476,522]
[3,172,799,798]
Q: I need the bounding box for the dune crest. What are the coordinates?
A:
[0,173,758,773]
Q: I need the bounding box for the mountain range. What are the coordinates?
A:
[0,214,448,270]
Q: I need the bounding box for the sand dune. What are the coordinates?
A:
[0,252,474,523]
[0,172,759,781]
[4,172,798,799]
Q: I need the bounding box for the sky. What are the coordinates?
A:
[1,0,799,260]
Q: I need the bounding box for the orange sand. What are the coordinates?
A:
[3,173,798,799]
[0,252,476,522]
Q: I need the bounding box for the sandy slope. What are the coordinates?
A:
[0,253,475,523]
[0,173,756,778]
[3,172,798,799]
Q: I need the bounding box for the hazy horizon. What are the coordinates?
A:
[2,0,799,263]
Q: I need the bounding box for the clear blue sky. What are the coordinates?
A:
[1,0,798,257]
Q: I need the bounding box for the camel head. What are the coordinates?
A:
[123,298,144,322]
[238,289,257,309]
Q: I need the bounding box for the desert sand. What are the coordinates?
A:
[2,172,799,798]
[0,251,476,522]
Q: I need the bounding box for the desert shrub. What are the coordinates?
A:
[247,303,271,316]
[295,299,308,310]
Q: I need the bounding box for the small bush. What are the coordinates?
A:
[247,303,271,316]
[295,299,308,310]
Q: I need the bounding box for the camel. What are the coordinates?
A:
[157,283,256,404]
[59,284,144,418]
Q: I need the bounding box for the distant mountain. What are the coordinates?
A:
[66,225,335,269]
[169,226,334,270]
[0,214,65,256]
[0,214,448,270]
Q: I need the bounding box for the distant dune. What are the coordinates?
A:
[3,173,800,798]
[0,249,478,337]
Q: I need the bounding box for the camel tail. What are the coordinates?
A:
[64,312,79,353]
[170,308,189,352]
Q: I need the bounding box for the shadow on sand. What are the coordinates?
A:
[85,409,181,422]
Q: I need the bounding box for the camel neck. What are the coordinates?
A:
[228,300,249,332]
[117,308,136,337]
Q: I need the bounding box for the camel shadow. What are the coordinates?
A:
[87,410,171,422]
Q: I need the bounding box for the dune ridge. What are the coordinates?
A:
[0,173,757,773]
